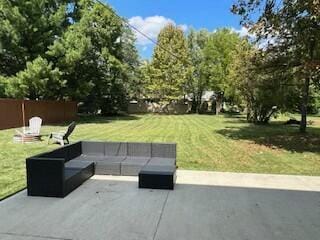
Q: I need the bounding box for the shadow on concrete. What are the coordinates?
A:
[1,176,319,240]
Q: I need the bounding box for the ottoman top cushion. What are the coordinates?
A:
[140,165,176,175]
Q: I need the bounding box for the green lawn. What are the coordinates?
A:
[1,114,320,199]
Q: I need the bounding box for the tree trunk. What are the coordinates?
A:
[195,91,201,113]
[216,100,221,115]
[191,97,197,113]
[300,40,315,133]
[300,76,310,133]
[215,92,223,115]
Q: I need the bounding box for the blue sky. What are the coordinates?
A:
[105,0,245,59]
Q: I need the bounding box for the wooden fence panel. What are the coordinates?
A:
[64,101,78,122]
[0,99,77,130]
[0,99,23,130]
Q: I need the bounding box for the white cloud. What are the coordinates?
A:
[232,26,255,38]
[179,24,188,32]
[257,36,277,49]
[128,16,188,45]
[236,26,250,37]
[232,27,277,49]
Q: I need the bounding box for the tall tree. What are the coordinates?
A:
[120,26,142,99]
[232,0,320,132]
[149,24,189,101]
[202,29,243,114]
[186,29,210,113]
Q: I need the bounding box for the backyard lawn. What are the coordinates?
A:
[1,114,320,199]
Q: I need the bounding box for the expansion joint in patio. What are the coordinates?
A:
[1,232,73,240]
[152,190,170,240]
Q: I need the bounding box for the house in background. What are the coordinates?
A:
[128,91,222,114]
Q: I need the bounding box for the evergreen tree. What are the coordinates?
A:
[149,24,189,101]
[5,56,64,99]
[0,0,70,76]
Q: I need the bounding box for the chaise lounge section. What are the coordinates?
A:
[26,141,177,197]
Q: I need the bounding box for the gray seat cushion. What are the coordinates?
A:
[95,161,122,176]
[121,157,150,176]
[65,160,94,169]
[127,142,151,158]
[73,155,106,162]
[82,141,105,156]
[152,143,176,159]
[95,156,125,176]
[98,156,126,162]
[147,157,176,166]
[74,155,125,176]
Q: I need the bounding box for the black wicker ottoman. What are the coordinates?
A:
[139,165,176,190]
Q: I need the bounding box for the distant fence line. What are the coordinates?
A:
[0,99,77,130]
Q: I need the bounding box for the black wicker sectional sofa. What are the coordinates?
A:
[26,141,177,197]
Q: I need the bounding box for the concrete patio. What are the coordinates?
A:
[0,170,319,240]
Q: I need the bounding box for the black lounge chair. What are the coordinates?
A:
[48,122,76,146]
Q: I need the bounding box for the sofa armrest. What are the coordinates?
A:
[66,141,82,160]
[26,157,65,197]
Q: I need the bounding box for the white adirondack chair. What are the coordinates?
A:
[16,117,42,136]
[26,117,42,135]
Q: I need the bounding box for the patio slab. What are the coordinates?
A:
[0,170,319,240]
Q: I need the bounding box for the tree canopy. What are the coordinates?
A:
[147,24,189,101]
[0,0,140,115]
[1,0,319,123]
[232,0,320,132]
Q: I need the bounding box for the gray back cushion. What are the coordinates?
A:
[105,142,127,156]
[82,141,105,156]
[127,142,151,157]
[152,143,176,158]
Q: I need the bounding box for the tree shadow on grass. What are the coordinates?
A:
[222,113,243,118]
[216,121,320,153]
[220,113,249,124]
[46,115,141,127]
[77,114,141,125]
[223,119,249,124]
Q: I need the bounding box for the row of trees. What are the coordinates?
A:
[139,0,320,132]
[1,0,319,132]
[140,26,245,114]
[0,0,140,115]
